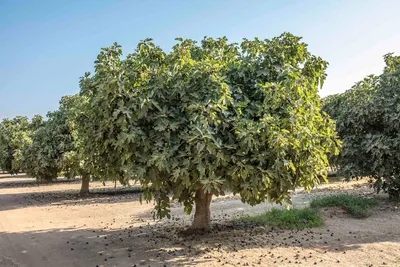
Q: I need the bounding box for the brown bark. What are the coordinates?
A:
[80,173,90,196]
[191,189,212,230]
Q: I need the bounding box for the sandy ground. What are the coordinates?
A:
[0,174,399,267]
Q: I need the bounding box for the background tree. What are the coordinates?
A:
[57,94,94,196]
[0,116,30,174]
[29,115,45,132]
[22,108,74,182]
[19,94,117,195]
[323,53,400,199]
[80,33,340,229]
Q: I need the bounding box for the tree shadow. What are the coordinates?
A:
[0,177,82,188]
[0,175,142,190]
[0,173,29,179]
[1,176,398,266]
[1,212,399,267]
[0,187,143,212]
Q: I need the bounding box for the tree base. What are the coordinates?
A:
[80,174,90,197]
[191,189,213,230]
[179,227,210,237]
[79,191,90,197]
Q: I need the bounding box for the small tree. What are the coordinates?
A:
[323,53,400,199]
[22,110,74,182]
[81,33,340,229]
[58,94,93,196]
[0,116,31,174]
[22,96,93,195]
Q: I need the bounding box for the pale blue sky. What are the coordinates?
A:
[1,0,399,120]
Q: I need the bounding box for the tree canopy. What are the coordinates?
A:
[0,116,31,174]
[80,33,340,229]
[22,108,74,181]
[21,95,93,188]
[323,53,400,199]
[58,94,94,195]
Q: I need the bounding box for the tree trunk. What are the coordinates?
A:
[80,173,90,196]
[192,189,212,230]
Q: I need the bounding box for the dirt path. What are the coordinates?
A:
[0,174,399,267]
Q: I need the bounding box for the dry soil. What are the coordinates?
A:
[0,174,399,267]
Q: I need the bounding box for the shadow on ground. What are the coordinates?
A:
[0,187,143,212]
[1,213,399,267]
[1,175,399,266]
[0,177,81,189]
[0,173,29,179]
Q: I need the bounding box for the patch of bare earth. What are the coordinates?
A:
[0,174,399,267]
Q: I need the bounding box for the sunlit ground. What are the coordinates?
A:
[0,174,399,267]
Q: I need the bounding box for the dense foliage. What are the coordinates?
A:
[56,95,86,179]
[58,94,94,194]
[80,33,340,228]
[0,116,31,174]
[22,108,74,181]
[21,95,93,190]
[323,53,400,199]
